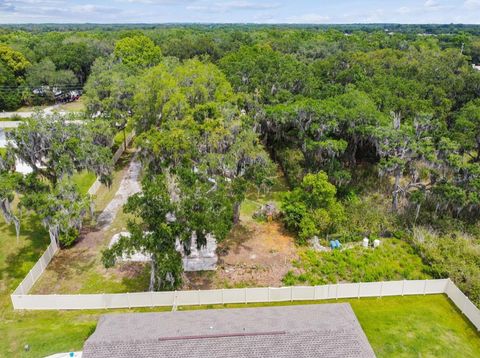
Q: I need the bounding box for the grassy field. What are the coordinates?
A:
[14,104,49,112]
[71,170,96,195]
[1,292,479,357]
[13,98,85,114]
[57,98,85,112]
[284,238,431,286]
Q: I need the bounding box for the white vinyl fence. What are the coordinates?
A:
[10,277,480,330]
[13,130,136,293]
[13,241,59,295]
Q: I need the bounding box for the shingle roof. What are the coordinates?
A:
[83,303,376,358]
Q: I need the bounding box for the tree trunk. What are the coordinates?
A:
[414,203,421,223]
[350,140,358,166]
[392,169,401,212]
[233,201,241,225]
[149,259,156,291]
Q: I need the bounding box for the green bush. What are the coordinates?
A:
[282,171,345,243]
[59,227,79,248]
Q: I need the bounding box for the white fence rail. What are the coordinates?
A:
[12,241,59,295]
[11,279,450,311]
[12,130,136,294]
[445,280,480,330]
[10,273,480,330]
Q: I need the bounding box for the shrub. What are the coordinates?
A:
[282,171,345,242]
[60,227,79,248]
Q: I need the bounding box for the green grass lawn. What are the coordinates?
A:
[29,149,145,295]
[240,168,289,219]
[57,98,85,112]
[14,104,49,113]
[71,170,96,195]
[0,294,479,357]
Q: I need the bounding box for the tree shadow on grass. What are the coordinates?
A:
[0,215,49,292]
[118,262,150,292]
[219,223,255,256]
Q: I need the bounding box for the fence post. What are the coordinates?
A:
[29,270,35,290]
[423,279,428,295]
[402,280,405,296]
[380,281,384,298]
[197,290,201,306]
[314,286,317,300]
[460,295,466,315]
[357,282,361,299]
[268,287,271,302]
[103,293,107,310]
[221,288,224,305]
[244,287,247,304]
[127,292,130,309]
[290,286,293,302]
[150,291,154,308]
[336,283,339,300]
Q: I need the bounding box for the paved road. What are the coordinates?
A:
[0,104,59,119]
[0,121,21,129]
[0,104,80,120]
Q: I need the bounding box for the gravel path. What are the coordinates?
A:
[96,158,141,230]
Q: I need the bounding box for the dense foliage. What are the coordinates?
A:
[0,113,114,246]
[1,24,480,298]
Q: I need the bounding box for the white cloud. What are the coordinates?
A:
[425,0,440,8]
[187,1,280,13]
[72,4,122,14]
[396,6,411,14]
[464,0,480,9]
[286,13,330,24]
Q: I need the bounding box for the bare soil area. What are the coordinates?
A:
[184,218,297,289]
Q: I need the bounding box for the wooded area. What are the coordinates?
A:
[1,24,480,304]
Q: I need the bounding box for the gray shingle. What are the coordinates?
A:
[83,303,376,358]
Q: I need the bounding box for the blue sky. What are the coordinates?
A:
[0,0,479,24]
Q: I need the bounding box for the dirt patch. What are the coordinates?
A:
[184,219,298,289]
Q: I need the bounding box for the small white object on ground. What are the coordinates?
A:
[309,236,329,252]
[373,239,381,248]
[362,237,369,248]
